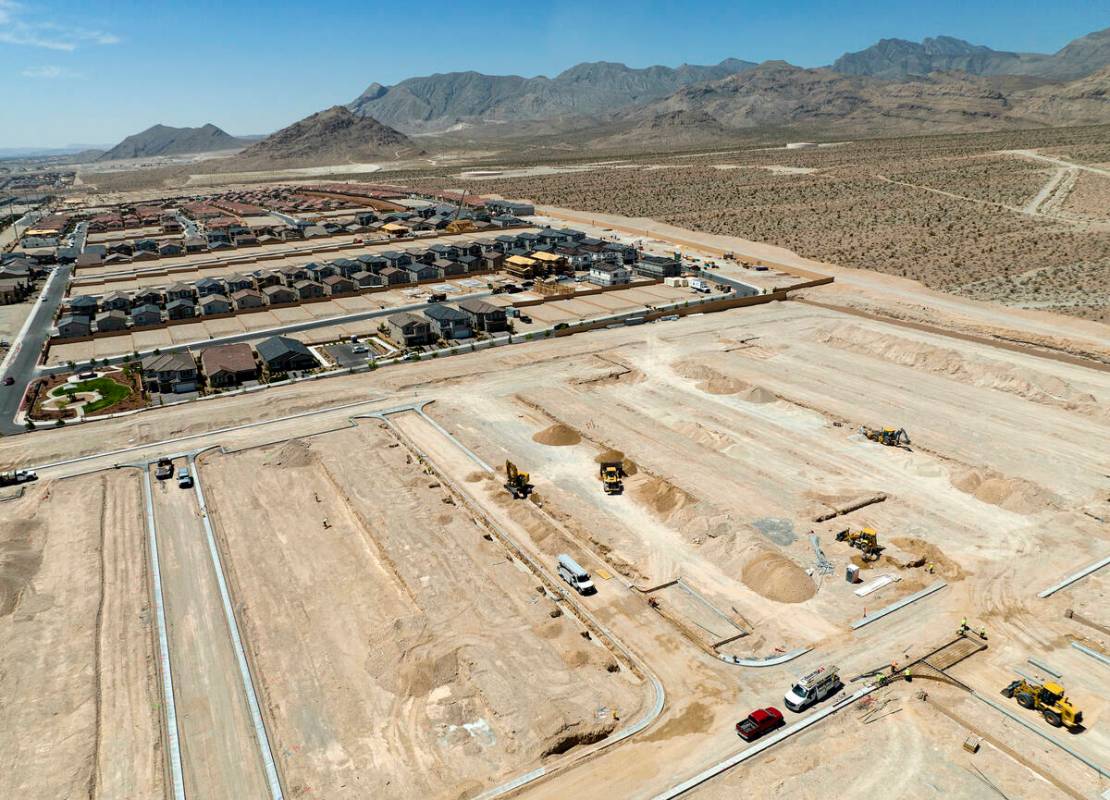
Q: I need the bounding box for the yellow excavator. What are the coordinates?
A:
[836,527,882,561]
[860,426,911,448]
[599,462,624,495]
[1001,678,1083,729]
[505,460,532,499]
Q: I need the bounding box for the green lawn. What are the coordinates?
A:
[51,376,132,414]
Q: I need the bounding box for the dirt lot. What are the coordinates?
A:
[200,424,646,799]
[0,472,164,800]
[426,126,1110,321]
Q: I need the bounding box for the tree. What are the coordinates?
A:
[24,419,35,431]
[54,418,65,427]
[66,360,76,370]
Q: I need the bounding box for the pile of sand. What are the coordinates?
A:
[533,423,582,447]
[263,438,314,468]
[951,468,1057,514]
[632,475,695,518]
[594,449,638,476]
[740,549,816,603]
[674,361,777,402]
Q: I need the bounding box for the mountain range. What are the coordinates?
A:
[96,123,246,161]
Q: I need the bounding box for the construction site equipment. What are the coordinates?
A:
[155,458,174,480]
[836,527,882,561]
[1000,678,1083,729]
[859,426,911,447]
[504,460,532,499]
[557,554,596,595]
[445,219,477,234]
[599,462,624,495]
[0,469,38,487]
[784,665,842,712]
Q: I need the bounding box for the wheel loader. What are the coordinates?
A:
[1001,678,1083,729]
[835,527,882,561]
[599,462,624,495]
[859,426,911,448]
[504,460,532,500]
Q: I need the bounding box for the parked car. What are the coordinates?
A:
[736,707,784,741]
[155,458,174,480]
[176,467,193,489]
[3,376,13,386]
[784,665,842,712]
[351,344,369,354]
[556,554,596,596]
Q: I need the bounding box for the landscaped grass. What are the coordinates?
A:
[51,377,132,414]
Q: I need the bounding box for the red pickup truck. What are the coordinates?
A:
[735,707,784,741]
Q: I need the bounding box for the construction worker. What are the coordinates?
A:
[979,627,988,640]
[959,617,969,635]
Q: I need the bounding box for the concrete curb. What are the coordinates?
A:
[719,647,813,668]
[1071,642,1110,668]
[1038,555,1110,598]
[850,581,947,629]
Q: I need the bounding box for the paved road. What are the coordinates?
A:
[36,289,494,377]
[0,264,70,434]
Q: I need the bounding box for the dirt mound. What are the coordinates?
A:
[0,521,45,617]
[595,449,638,476]
[263,438,315,468]
[540,719,617,759]
[465,471,488,483]
[740,549,816,603]
[632,475,695,517]
[951,468,1057,514]
[533,423,582,446]
[817,324,1108,421]
[889,537,965,580]
[674,361,778,401]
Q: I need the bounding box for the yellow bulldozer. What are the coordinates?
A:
[836,527,882,561]
[860,426,911,448]
[504,460,532,500]
[599,462,624,495]
[1001,678,1083,729]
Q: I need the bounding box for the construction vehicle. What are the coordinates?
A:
[1001,678,1083,729]
[836,527,882,561]
[599,462,624,495]
[860,426,911,448]
[504,460,532,499]
[154,458,174,480]
[0,469,38,487]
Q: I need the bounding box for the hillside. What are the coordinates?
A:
[831,27,1110,81]
[629,61,1110,138]
[97,123,245,161]
[348,59,757,132]
[225,106,421,169]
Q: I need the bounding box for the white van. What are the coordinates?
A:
[557,554,596,596]
[177,467,193,489]
[784,665,842,712]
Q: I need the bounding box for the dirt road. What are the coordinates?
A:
[149,462,271,798]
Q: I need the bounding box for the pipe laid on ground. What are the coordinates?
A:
[1071,642,1110,668]
[1038,556,1110,598]
[850,581,947,629]
[140,467,187,800]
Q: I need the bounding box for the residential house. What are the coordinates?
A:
[195,277,226,296]
[323,275,355,295]
[166,282,197,302]
[433,258,465,278]
[158,241,183,257]
[304,262,336,282]
[589,262,632,287]
[199,343,258,387]
[108,242,134,256]
[184,235,207,253]
[556,247,590,270]
[199,294,232,315]
[141,351,198,394]
[130,304,162,327]
[67,295,99,315]
[482,251,505,271]
[386,312,434,347]
[351,271,381,289]
[262,285,297,305]
[405,263,437,282]
[232,289,265,310]
[381,251,412,269]
[134,239,159,254]
[56,314,92,338]
[130,250,159,263]
[331,258,360,278]
[95,310,128,332]
[428,243,461,260]
[359,255,388,274]
[634,255,682,279]
[253,270,282,289]
[101,291,132,312]
[378,266,409,286]
[225,273,255,293]
[132,289,163,307]
[280,265,308,285]
[165,299,196,320]
[256,335,318,373]
[423,304,471,340]
[294,279,325,300]
[456,254,480,273]
[457,298,508,333]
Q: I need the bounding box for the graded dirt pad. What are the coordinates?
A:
[0,473,164,800]
[202,424,643,799]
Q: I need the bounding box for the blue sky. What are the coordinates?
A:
[0,0,1106,148]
